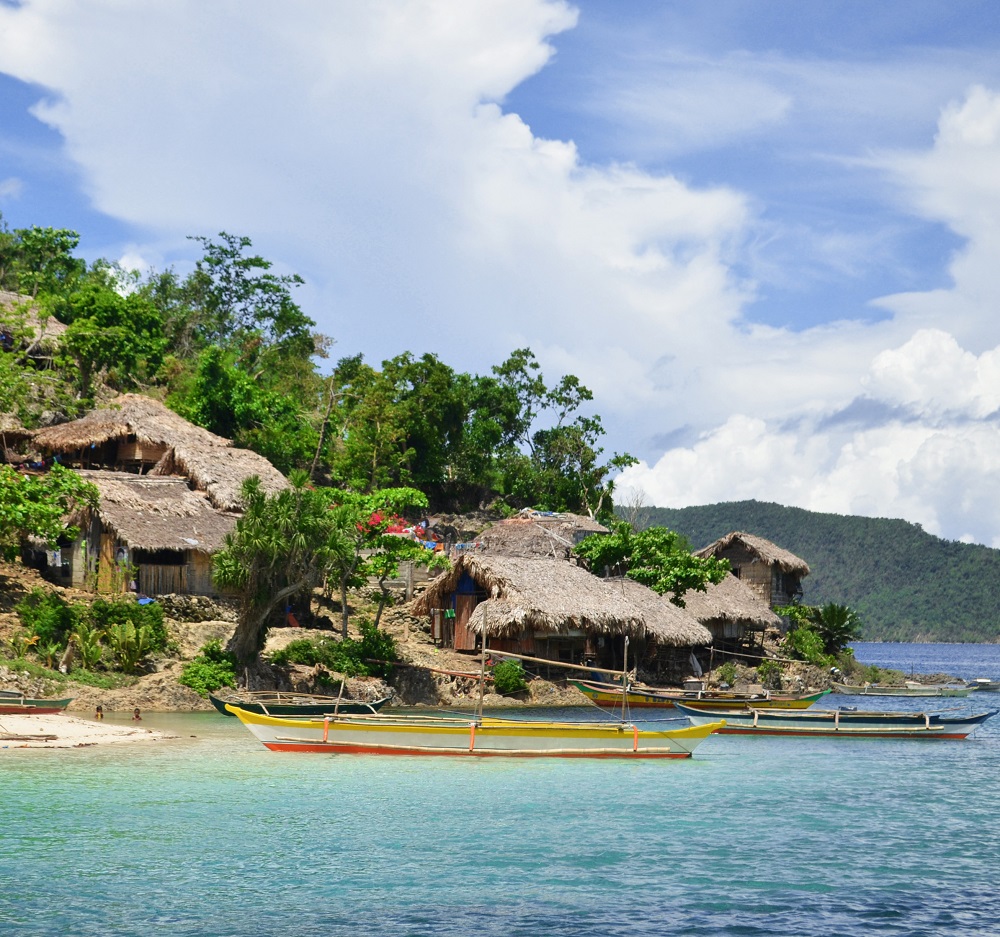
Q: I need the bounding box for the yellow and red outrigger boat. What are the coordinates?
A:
[227,705,724,758]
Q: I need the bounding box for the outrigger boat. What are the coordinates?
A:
[832,682,973,698]
[675,702,996,739]
[209,689,390,718]
[226,706,724,758]
[0,691,73,715]
[228,635,724,758]
[966,678,1000,692]
[570,679,830,710]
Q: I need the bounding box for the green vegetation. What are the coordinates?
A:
[642,500,1000,642]
[0,465,98,559]
[1,213,630,522]
[1,212,641,670]
[178,640,238,697]
[491,659,528,695]
[574,521,729,605]
[267,621,398,679]
[756,659,782,690]
[7,588,168,676]
[715,661,738,686]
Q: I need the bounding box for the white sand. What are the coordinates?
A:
[0,712,177,749]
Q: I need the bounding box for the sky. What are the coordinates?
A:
[1,0,1000,545]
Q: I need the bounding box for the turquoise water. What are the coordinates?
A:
[4,645,1000,936]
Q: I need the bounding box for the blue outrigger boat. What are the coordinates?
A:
[676,702,996,739]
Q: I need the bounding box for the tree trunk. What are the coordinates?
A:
[227,580,309,666]
[340,578,350,639]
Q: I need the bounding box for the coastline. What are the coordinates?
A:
[0,712,177,749]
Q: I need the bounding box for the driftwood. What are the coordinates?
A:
[1,733,58,742]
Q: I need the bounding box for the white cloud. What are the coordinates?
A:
[1,5,1000,543]
[0,176,23,199]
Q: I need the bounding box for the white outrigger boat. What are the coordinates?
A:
[832,681,973,698]
[226,706,723,758]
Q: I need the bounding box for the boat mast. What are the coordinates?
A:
[476,626,488,724]
[621,635,629,723]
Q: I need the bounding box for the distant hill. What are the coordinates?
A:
[640,501,1000,643]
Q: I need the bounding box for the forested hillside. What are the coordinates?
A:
[643,501,1000,643]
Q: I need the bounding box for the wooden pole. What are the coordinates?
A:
[620,636,629,723]
[475,628,488,723]
[472,648,628,679]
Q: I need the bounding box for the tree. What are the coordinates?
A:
[0,220,86,298]
[574,521,730,606]
[323,486,429,637]
[778,602,862,657]
[178,345,319,475]
[184,232,314,358]
[55,282,166,398]
[0,464,98,560]
[213,472,340,667]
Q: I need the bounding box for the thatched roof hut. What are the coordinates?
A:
[694,531,810,575]
[694,530,809,610]
[680,574,782,632]
[470,510,608,559]
[77,471,236,553]
[32,394,287,511]
[412,554,710,647]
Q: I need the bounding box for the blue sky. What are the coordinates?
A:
[2,0,1000,545]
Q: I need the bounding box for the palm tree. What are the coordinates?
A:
[808,603,862,655]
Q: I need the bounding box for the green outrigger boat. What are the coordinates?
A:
[209,690,390,718]
[0,690,73,714]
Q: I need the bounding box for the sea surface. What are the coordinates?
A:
[4,644,1000,937]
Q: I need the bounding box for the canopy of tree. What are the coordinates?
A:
[574,521,730,606]
[0,213,631,521]
[642,500,1000,643]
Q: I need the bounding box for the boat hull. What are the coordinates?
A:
[209,693,389,717]
[832,682,972,697]
[676,702,995,739]
[570,680,829,710]
[0,697,73,715]
[228,706,723,758]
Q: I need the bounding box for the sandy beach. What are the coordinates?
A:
[0,712,177,749]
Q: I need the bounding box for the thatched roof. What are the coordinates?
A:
[32,394,287,511]
[471,510,608,558]
[679,574,782,630]
[412,554,710,647]
[694,531,810,575]
[79,471,236,553]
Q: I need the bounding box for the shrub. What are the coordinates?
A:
[782,623,834,667]
[85,597,168,653]
[756,659,783,691]
[268,621,398,679]
[491,659,527,695]
[16,588,79,646]
[716,661,738,686]
[178,640,237,697]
